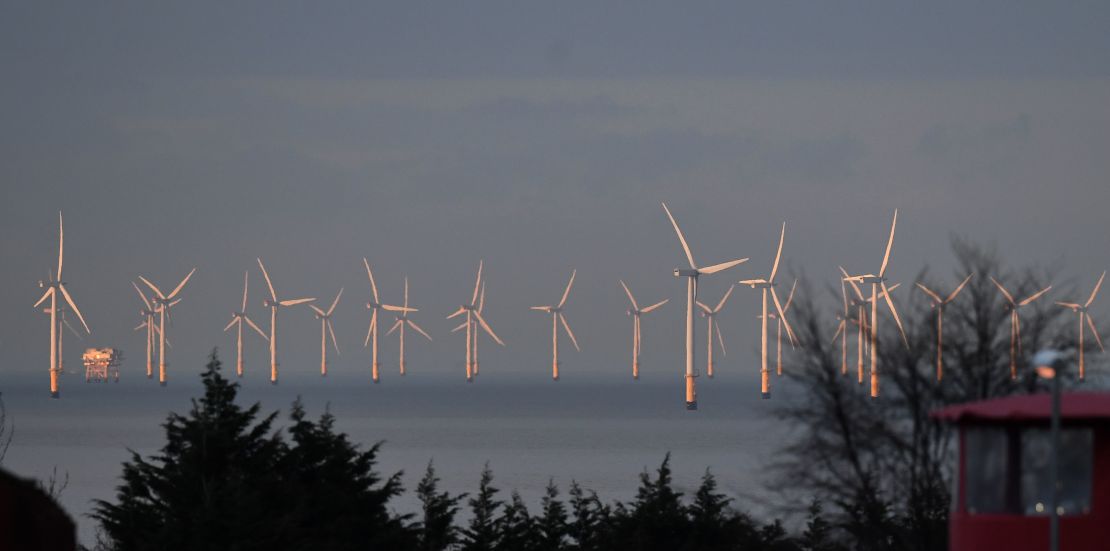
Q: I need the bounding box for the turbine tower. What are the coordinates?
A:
[257,258,314,385]
[915,273,974,381]
[448,261,504,382]
[223,271,269,377]
[451,283,489,376]
[841,210,908,398]
[530,270,580,381]
[619,280,667,380]
[661,202,749,410]
[33,212,91,398]
[991,277,1051,380]
[387,278,433,376]
[139,268,195,386]
[831,278,853,377]
[131,282,159,378]
[308,288,343,377]
[45,304,83,380]
[362,259,412,383]
[696,285,734,379]
[769,279,798,377]
[738,223,796,399]
[1055,271,1104,380]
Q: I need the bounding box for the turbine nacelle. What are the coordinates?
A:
[674,268,698,278]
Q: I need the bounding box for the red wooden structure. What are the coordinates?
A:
[933,392,1110,551]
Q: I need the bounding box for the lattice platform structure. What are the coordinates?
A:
[83,348,122,383]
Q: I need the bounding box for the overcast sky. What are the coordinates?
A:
[2,2,1108,389]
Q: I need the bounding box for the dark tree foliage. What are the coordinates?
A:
[416,461,467,551]
[462,463,503,551]
[497,491,537,551]
[608,453,689,551]
[91,350,413,551]
[566,481,608,551]
[771,239,1101,551]
[535,479,568,551]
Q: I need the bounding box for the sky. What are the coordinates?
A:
[2,2,1109,390]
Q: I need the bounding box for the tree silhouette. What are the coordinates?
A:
[535,479,568,551]
[416,461,466,551]
[496,491,536,551]
[462,463,503,551]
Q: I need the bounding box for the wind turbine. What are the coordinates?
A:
[131,282,160,378]
[388,278,433,376]
[842,210,908,399]
[530,270,580,381]
[915,273,974,381]
[831,278,853,377]
[33,212,91,398]
[222,272,269,377]
[840,270,901,386]
[308,288,342,377]
[738,223,796,399]
[451,283,492,377]
[661,202,749,410]
[139,268,195,386]
[256,258,314,384]
[45,304,83,379]
[448,261,504,382]
[619,280,667,379]
[991,277,1051,380]
[1055,271,1104,381]
[362,259,413,383]
[696,285,733,379]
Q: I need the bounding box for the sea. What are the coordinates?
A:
[0,367,801,546]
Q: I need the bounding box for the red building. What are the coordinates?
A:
[933,392,1110,551]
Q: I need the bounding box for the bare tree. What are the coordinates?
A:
[770,239,1092,551]
[0,395,11,464]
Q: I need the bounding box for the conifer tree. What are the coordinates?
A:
[462,463,503,551]
[496,491,536,551]
[535,479,567,551]
[416,461,467,551]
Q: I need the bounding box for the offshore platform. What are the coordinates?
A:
[82,348,122,383]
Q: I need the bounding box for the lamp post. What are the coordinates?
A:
[1033,349,1066,551]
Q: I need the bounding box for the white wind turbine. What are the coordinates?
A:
[387,278,433,376]
[738,223,796,399]
[530,270,580,381]
[132,282,160,378]
[139,268,195,386]
[448,261,504,382]
[915,273,974,381]
[661,202,749,410]
[33,212,91,398]
[308,289,343,377]
[696,285,734,379]
[451,283,490,377]
[1055,271,1104,381]
[362,259,414,383]
[222,271,269,377]
[256,258,315,384]
[991,277,1051,380]
[840,269,901,386]
[619,280,667,380]
[841,210,908,398]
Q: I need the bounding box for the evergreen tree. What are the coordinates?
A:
[534,479,567,551]
[462,463,503,551]
[800,501,845,551]
[496,491,536,551]
[566,481,607,551]
[416,461,467,551]
[610,453,689,551]
[686,469,735,551]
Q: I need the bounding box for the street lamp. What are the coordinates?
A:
[1033,349,1067,551]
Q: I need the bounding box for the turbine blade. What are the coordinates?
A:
[879,209,897,277]
[641,299,668,313]
[990,277,1015,305]
[831,320,845,343]
[531,306,552,312]
[695,301,712,314]
[560,314,580,352]
[839,266,866,301]
[714,321,726,357]
[59,285,90,333]
[1085,271,1106,307]
[244,316,268,340]
[404,277,409,309]
[715,284,735,312]
[446,307,466,319]
[769,222,785,283]
[57,211,64,280]
[33,288,53,308]
[241,271,249,311]
[327,287,343,316]
[1056,302,1082,309]
[139,275,166,300]
[557,269,576,309]
[478,283,486,312]
[308,304,327,316]
[472,260,483,305]
[386,319,403,336]
[782,279,798,312]
[408,320,433,341]
[364,311,377,347]
[770,288,797,345]
[840,279,849,314]
[224,317,238,332]
[166,268,196,300]
[474,311,505,346]
[881,282,909,348]
[135,321,147,332]
[382,304,417,313]
[1019,286,1051,306]
[1086,314,1104,352]
[363,258,380,303]
[915,283,943,304]
[620,280,639,310]
[699,258,749,275]
[132,282,153,311]
[946,272,975,303]
[63,318,83,339]
[661,202,697,269]
[257,258,277,301]
[280,298,315,307]
[327,320,340,355]
[450,321,467,333]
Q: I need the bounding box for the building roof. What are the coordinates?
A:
[931,392,1110,423]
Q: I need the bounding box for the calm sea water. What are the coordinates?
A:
[0,368,800,546]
